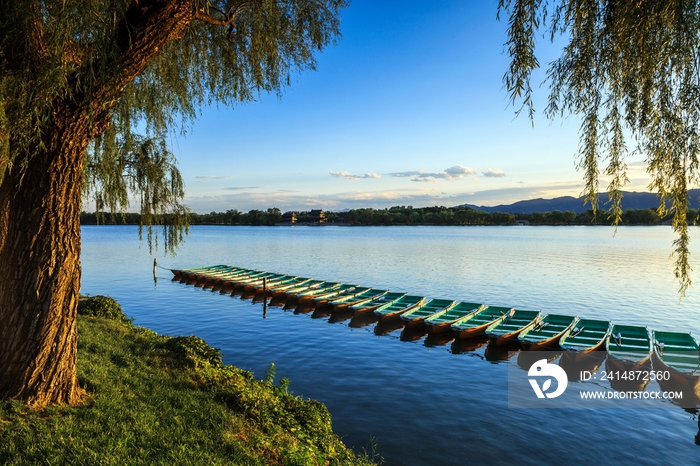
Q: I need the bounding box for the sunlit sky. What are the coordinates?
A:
[171,0,650,213]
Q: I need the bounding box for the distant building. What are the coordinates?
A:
[512,219,530,226]
[309,209,326,224]
[281,212,297,224]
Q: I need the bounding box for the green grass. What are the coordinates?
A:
[0,303,376,465]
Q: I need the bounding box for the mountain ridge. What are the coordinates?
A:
[462,190,700,214]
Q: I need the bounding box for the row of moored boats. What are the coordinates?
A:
[172,265,700,404]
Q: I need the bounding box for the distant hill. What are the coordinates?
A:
[463,190,700,214]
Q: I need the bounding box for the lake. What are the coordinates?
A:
[81,225,700,465]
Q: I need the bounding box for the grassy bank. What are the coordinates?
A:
[0,297,375,465]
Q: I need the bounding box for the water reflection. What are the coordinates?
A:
[516,349,562,371]
[268,296,287,307]
[375,319,405,336]
[348,314,379,328]
[424,331,455,347]
[328,309,354,324]
[400,326,428,342]
[655,372,700,410]
[604,357,651,392]
[311,308,333,319]
[558,350,607,382]
[451,336,488,354]
[484,341,520,362]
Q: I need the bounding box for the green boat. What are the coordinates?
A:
[313,285,366,307]
[374,295,426,320]
[218,270,270,287]
[211,268,257,283]
[332,289,389,312]
[518,314,578,350]
[559,318,611,353]
[448,303,515,339]
[485,309,541,345]
[606,324,651,366]
[174,264,232,278]
[652,330,700,407]
[351,292,406,316]
[286,280,333,299]
[251,276,305,293]
[296,282,343,303]
[232,272,285,289]
[268,277,313,296]
[242,274,297,291]
[196,266,251,282]
[424,301,484,334]
[400,299,456,327]
[279,279,324,296]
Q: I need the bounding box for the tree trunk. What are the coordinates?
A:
[0,0,195,405]
[0,104,94,405]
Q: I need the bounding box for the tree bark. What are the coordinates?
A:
[0,0,196,405]
[0,103,91,405]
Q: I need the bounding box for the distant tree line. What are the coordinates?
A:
[80,206,698,226]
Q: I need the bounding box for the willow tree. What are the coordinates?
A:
[0,0,345,405]
[500,0,700,294]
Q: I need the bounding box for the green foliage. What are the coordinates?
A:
[1,0,346,252]
[84,134,190,253]
[500,0,700,295]
[77,295,129,322]
[161,335,224,368]
[0,316,374,465]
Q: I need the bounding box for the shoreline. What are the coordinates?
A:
[0,296,376,465]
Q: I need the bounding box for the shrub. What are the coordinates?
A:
[78,295,129,321]
[161,335,223,368]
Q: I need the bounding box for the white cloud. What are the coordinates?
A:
[482,168,506,178]
[389,165,476,182]
[223,186,264,191]
[330,171,381,180]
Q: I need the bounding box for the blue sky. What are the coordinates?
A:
[172,0,649,213]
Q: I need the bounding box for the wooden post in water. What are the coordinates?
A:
[262,277,268,318]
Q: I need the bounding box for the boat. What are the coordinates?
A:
[231,272,285,289]
[296,282,342,303]
[484,309,541,345]
[313,285,367,308]
[423,301,483,334]
[283,280,327,299]
[242,274,296,291]
[449,305,514,339]
[559,318,612,354]
[251,276,308,293]
[277,279,324,297]
[374,295,426,320]
[517,314,578,350]
[219,270,270,287]
[197,266,251,282]
[267,277,314,296]
[173,264,230,278]
[400,299,456,327]
[652,330,700,408]
[605,325,652,391]
[331,289,388,312]
[205,266,251,281]
[350,292,406,316]
[606,324,652,367]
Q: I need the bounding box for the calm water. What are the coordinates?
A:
[81,225,700,465]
